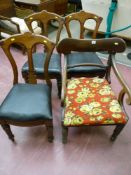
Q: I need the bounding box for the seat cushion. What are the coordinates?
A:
[0,20,19,34]
[22,52,61,76]
[67,52,106,74]
[64,77,127,126]
[0,84,52,122]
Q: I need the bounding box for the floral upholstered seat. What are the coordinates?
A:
[64,77,127,126]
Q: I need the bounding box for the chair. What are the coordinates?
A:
[0,32,55,143]
[22,10,65,97]
[64,11,111,81]
[0,2,36,39]
[57,37,131,143]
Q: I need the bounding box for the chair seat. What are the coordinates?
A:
[67,52,106,74]
[0,17,41,38]
[22,52,61,76]
[0,84,52,122]
[64,77,127,126]
[0,19,19,34]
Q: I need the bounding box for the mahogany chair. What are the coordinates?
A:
[0,32,55,143]
[22,10,64,97]
[57,37,131,143]
[64,11,110,81]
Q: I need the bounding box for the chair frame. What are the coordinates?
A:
[0,32,55,143]
[24,10,64,44]
[57,37,131,143]
[22,10,65,97]
[64,10,103,39]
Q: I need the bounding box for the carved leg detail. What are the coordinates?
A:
[1,124,15,142]
[57,78,61,99]
[46,125,54,142]
[110,124,125,141]
[62,126,68,144]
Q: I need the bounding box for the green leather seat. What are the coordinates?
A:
[22,52,61,77]
[67,52,106,75]
[0,84,52,121]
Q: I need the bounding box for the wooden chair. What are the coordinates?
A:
[22,10,65,97]
[0,32,55,143]
[57,37,131,143]
[64,11,110,81]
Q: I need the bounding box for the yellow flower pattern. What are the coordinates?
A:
[64,77,127,126]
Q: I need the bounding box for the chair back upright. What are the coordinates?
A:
[24,10,64,45]
[64,10,103,39]
[0,32,55,86]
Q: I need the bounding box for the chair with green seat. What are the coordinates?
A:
[57,37,131,143]
[64,11,111,81]
[0,32,55,143]
[22,10,64,97]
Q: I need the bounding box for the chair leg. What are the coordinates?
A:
[62,126,68,144]
[1,124,15,142]
[110,124,125,141]
[46,125,54,142]
[57,78,61,98]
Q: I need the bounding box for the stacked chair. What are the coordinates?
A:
[0,10,131,144]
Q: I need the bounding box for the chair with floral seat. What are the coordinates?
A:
[57,37,131,143]
[0,32,55,143]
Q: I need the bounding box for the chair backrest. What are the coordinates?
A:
[24,10,64,45]
[0,32,55,87]
[64,10,103,39]
[57,37,126,54]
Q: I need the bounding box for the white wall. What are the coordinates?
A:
[82,0,131,39]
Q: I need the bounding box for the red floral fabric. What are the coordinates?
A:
[64,77,127,126]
